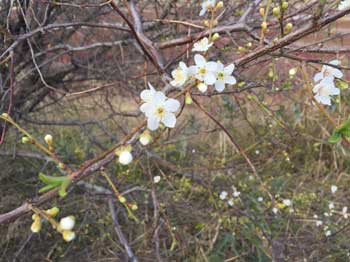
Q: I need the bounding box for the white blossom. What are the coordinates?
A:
[153,176,161,183]
[328,202,335,210]
[233,190,241,198]
[257,197,263,202]
[331,185,338,194]
[314,60,343,82]
[192,37,213,53]
[316,220,323,227]
[283,199,292,206]
[343,206,348,219]
[312,77,340,105]
[199,0,216,16]
[228,199,234,206]
[171,62,189,88]
[214,62,237,92]
[272,207,278,214]
[189,54,217,89]
[325,230,332,237]
[140,84,181,131]
[219,191,228,200]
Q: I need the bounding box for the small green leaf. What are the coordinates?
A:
[58,177,72,197]
[335,79,349,90]
[328,131,341,144]
[38,183,61,193]
[39,173,67,184]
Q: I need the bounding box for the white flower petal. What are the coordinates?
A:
[179,62,187,70]
[140,102,154,115]
[204,72,216,85]
[140,90,154,102]
[316,95,331,105]
[162,112,176,128]
[164,99,180,112]
[148,116,160,131]
[153,91,166,105]
[224,76,237,85]
[329,87,340,95]
[215,80,225,92]
[206,61,218,72]
[330,67,343,79]
[224,64,235,75]
[329,60,340,66]
[194,54,206,66]
[313,72,323,82]
[188,66,197,76]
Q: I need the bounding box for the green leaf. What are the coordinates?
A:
[335,78,349,90]
[38,173,67,184]
[58,177,72,197]
[329,119,350,143]
[328,132,341,144]
[38,183,61,193]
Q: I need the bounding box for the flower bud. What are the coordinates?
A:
[118,196,126,203]
[282,1,288,10]
[246,42,252,48]
[237,46,245,53]
[284,22,293,33]
[62,230,76,242]
[139,131,152,146]
[22,136,31,144]
[197,83,208,93]
[58,162,65,170]
[45,207,60,217]
[259,7,265,17]
[31,217,42,233]
[261,22,268,32]
[203,20,210,27]
[272,7,280,17]
[59,216,75,231]
[44,134,53,146]
[216,1,224,9]
[289,68,297,77]
[118,150,133,165]
[212,33,220,41]
[1,113,9,119]
[185,92,193,105]
[131,204,138,211]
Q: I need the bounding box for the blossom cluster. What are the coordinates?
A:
[31,207,76,242]
[312,60,343,105]
[137,1,235,132]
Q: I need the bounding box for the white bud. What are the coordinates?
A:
[62,230,76,242]
[331,185,337,194]
[59,216,75,231]
[153,176,161,183]
[283,199,292,206]
[139,131,152,146]
[197,83,208,93]
[44,134,53,146]
[118,150,133,165]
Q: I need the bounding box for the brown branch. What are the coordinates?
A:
[108,198,138,262]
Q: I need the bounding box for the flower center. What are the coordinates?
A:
[199,67,206,76]
[217,71,225,80]
[174,69,184,82]
[156,106,165,117]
